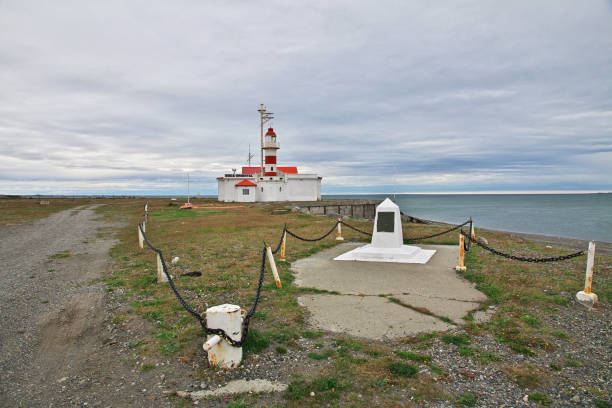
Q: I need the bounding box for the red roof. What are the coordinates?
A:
[265,127,276,136]
[241,166,298,175]
[235,179,257,186]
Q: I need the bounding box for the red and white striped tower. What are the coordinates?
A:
[263,127,280,176]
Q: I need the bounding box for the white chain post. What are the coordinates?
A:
[456,234,467,272]
[266,246,282,288]
[470,220,475,240]
[203,304,242,369]
[576,241,597,309]
[336,218,344,240]
[137,225,144,249]
[157,252,168,283]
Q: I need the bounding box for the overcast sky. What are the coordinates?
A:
[1,1,611,195]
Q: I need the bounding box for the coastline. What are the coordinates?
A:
[417,217,612,256]
[500,230,612,257]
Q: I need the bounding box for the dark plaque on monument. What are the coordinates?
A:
[377,212,395,233]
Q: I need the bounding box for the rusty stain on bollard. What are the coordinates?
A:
[157,253,168,283]
[456,234,467,272]
[280,231,286,261]
[336,218,344,240]
[266,246,282,288]
[137,225,144,249]
[576,241,598,309]
[203,304,242,369]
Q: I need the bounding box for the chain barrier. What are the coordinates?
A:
[340,220,373,236]
[138,222,266,347]
[285,221,339,242]
[460,230,585,263]
[405,220,471,241]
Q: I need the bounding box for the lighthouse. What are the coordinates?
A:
[217,104,322,202]
[263,128,279,176]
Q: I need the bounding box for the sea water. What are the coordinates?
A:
[323,194,612,243]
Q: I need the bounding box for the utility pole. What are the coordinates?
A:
[257,104,274,177]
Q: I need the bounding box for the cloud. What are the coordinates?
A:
[0,0,611,195]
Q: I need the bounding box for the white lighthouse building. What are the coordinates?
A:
[217,106,322,202]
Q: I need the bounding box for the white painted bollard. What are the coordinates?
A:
[576,241,598,309]
[470,220,475,241]
[336,218,344,240]
[157,253,168,283]
[456,234,467,272]
[280,231,286,261]
[137,225,144,249]
[142,220,146,233]
[266,246,282,288]
[203,304,242,369]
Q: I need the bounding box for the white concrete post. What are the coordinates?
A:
[266,246,282,288]
[576,241,597,309]
[203,304,242,369]
[280,231,286,261]
[157,252,168,283]
[137,225,144,249]
[456,234,467,272]
[470,220,475,240]
[142,220,146,233]
[336,219,344,240]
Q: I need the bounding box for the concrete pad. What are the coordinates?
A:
[293,243,487,302]
[393,294,480,325]
[177,379,288,401]
[292,242,486,339]
[334,244,436,264]
[297,294,453,340]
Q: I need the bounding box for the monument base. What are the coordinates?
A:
[333,244,436,264]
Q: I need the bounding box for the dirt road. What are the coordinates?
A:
[0,206,172,407]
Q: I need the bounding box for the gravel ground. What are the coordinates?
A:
[0,206,181,407]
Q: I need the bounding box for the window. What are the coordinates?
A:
[279,187,282,192]
[242,189,249,195]
[261,187,263,192]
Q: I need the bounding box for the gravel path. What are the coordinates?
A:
[0,206,174,407]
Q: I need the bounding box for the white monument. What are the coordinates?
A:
[334,198,436,264]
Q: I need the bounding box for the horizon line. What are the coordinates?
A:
[323,190,611,195]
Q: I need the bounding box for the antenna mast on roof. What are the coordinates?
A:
[257,104,274,176]
[247,144,255,168]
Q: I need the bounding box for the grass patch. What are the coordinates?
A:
[520,313,541,327]
[529,392,551,406]
[243,329,270,354]
[302,330,323,339]
[503,365,544,388]
[388,362,418,378]
[141,363,156,372]
[442,334,470,346]
[456,392,477,406]
[49,250,71,260]
[594,399,612,408]
[396,351,431,363]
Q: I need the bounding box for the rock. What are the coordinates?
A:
[523,395,529,402]
[310,392,315,397]
[476,237,488,245]
[571,395,580,403]
[171,257,179,264]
